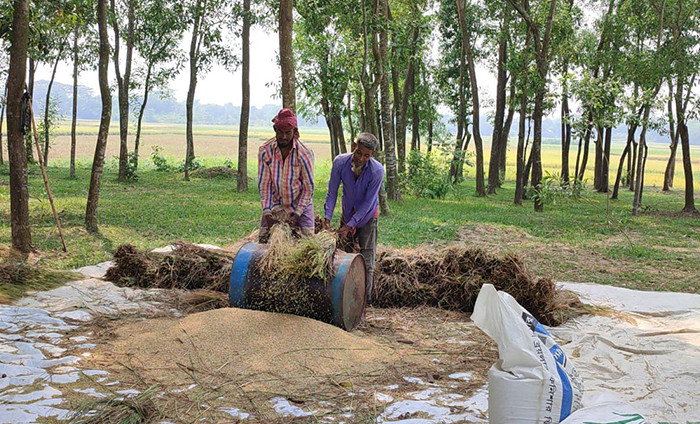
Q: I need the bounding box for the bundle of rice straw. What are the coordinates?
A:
[258,224,337,283]
[246,225,339,320]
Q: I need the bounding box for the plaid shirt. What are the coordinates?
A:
[258,137,315,216]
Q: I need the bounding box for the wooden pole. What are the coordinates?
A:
[26,89,68,252]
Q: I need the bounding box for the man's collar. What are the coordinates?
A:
[274,138,297,152]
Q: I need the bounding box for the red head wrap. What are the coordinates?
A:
[272,108,298,131]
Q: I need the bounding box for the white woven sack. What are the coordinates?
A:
[472,284,584,423]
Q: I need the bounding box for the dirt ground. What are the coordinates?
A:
[59,304,497,423]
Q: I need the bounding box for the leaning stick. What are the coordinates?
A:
[26,93,68,252]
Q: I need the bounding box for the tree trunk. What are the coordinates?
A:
[678,122,696,212]
[448,134,466,184]
[134,64,153,173]
[1,86,6,166]
[612,124,636,200]
[598,126,611,193]
[334,114,347,154]
[663,80,677,191]
[574,133,582,184]
[42,48,64,166]
[427,120,433,152]
[499,77,516,180]
[8,0,32,252]
[375,0,400,201]
[561,76,571,183]
[577,117,593,181]
[85,0,112,232]
[593,126,602,190]
[394,24,420,175]
[70,25,79,178]
[531,90,545,211]
[523,125,534,189]
[632,122,649,216]
[663,134,679,191]
[25,58,35,164]
[629,139,637,191]
[359,0,379,138]
[632,105,652,215]
[112,0,135,181]
[279,0,295,111]
[237,0,250,192]
[487,9,509,194]
[514,72,528,205]
[347,92,356,143]
[457,133,471,180]
[411,97,419,151]
[185,0,202,182]
[447,40,468,186]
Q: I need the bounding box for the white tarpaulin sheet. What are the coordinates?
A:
[551,282,700,424]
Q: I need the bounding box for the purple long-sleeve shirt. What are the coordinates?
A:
[324,153,384,229]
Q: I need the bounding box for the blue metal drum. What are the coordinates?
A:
[229,242,366,331]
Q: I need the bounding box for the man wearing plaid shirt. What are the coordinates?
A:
[257,108,315,242]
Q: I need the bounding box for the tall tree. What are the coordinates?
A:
[487,5,510,194]
[437,0,470,185]
[85,0,112,232]
[0,54,7,165]
[237,0,251,192]
[279,0,295,110]
[663,0,699,213]
[41,43,66,165]
[1,86,5,166]
[391,1,424,175]
[375,0,400,201]
[457,0,486,197]
[27,1,72,166]
[507,0,558,211]
[514,31,532,205]
[111,0,136,181]
[132,0,185,172]
[183,0,237,180]
[68,0,97,179]
[663,79,679,191]
[7,0,32,252]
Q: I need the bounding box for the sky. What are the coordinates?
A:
[35,25,498,111]
[35,26,281,108]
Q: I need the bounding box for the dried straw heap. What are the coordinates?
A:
[246,224,338,320]
[104,242,231,292]
[373,245,574,325]
[105,231,580,326]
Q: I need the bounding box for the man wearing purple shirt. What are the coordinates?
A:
[323,132,384,303]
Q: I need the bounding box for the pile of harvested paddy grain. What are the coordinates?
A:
[105,242,232,292]
[373,245,575,326]
[92,308,395,395]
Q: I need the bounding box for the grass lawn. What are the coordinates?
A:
[1,121,699,300]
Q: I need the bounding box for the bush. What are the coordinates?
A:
[124,152,139,181]
[150,145,174,172]
[528,171,586,206]
[403,151,452,199]
[177,157,203,173]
